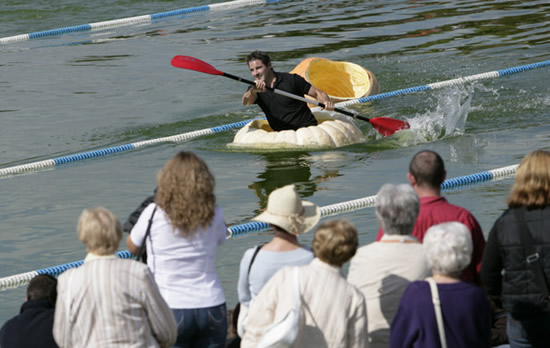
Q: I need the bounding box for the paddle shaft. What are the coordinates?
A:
[222,72,371,122]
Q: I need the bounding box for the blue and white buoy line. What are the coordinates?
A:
[337,59,550,107]
[0,119,261,179]
[0,0,280,45]
[1,59,548,180]
[0,163,518,291]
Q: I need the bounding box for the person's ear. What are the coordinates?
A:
[407,172,416,186]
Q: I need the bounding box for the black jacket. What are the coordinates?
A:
[0,300,58,348]
[481,206,550,315]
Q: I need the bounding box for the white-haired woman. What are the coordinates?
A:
[235,184,319,337]
[241,219,367,348]
[54,207,177,347]
[390,222,491,348]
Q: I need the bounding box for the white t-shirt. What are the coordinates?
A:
[130,203,226,309]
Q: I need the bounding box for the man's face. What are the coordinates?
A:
[248,59,270,80]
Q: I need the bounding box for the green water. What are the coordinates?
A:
[1,0,549,323]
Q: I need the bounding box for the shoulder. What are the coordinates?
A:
[457,281,487,296]
[240,246,262,265]
[351,243,376,261]
[214,205,224,217]
[57,267,78,283]
[142,202,158,216]
[403,280,429,298]
[211,206,226,227]
[279,71,307,83]
[489,208,515,234]
[295,246,314,257]
[494,207,515,223]
[443,198,478,219]
[111,258,153,283]
[241,246,257,260]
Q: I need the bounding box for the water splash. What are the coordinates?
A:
[392,83,475,146]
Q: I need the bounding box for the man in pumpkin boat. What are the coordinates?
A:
[242,50,334,131]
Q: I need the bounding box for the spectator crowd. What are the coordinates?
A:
[1,149,549,348]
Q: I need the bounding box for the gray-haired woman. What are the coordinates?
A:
[348,183,430,348]
[390,222,491,348]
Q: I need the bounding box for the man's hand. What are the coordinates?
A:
[321,99,334,111]
[253,79,267,93]
[308,86,334,111]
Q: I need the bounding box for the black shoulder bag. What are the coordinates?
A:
[231,244,264,340]
[136,206,157,263]
[514,207,550,311]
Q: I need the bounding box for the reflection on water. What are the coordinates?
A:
[249,152,339,214]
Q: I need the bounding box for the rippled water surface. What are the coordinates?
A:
[1,0,549,323]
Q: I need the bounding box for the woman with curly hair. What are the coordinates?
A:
[481,149,550,348]
[127,151,228,348]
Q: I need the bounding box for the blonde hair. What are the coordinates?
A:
[155,151,216,236]
[78,207,122,255]
[313,220,358,267]
[508,150,550,209]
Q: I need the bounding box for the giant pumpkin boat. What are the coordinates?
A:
[230,58,379,149]
[230,111,366,149]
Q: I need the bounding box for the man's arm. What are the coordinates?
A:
[242,88,258,106]
[306,86,334,110]
[242,80,267,106]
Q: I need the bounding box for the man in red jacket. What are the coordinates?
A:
[376,150,486,284]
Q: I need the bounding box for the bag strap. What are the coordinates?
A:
[427,277,447,348]
[293,267,301,309]
[513,207,550,300]
[247,244,264,275]
[137,206,157,263]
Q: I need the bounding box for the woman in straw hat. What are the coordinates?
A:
[235,184,320,338]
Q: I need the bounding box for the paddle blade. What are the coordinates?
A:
[369,117,410,136]
[171,56,224,76]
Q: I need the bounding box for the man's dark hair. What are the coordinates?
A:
[246,50,272,68]
[27,274,57,304]
[409,150,445,188]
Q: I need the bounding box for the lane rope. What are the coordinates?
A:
[0,0,280,45]
[336,59,550,107]
[1,59,548,179]
[0,163,518,290]
[0,119,259,179]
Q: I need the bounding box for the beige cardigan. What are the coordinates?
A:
[347,234,431,348]
[241,258,367,348]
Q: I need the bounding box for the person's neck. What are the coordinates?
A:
[264,230,300,251]
[264,70,276,88]
[432,273,460,284]
[414,185,441,198]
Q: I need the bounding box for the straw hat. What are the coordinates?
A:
[252,184,320,235]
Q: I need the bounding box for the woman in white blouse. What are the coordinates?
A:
[127,152,227,348]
